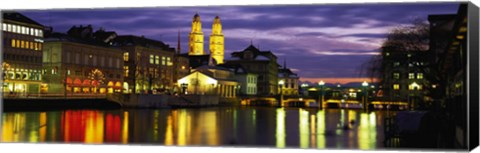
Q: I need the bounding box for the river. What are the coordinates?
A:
[1,107,395,149]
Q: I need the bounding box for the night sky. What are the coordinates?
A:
[19,2,460,84]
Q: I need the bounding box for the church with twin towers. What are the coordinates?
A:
[188,13,224,64]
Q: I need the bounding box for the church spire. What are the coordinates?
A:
[177,30,181,54]
[189,13,204,55]
[210,15,224,64]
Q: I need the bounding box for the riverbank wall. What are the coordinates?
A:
[2,98,121,112]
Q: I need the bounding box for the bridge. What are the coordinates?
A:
[241,96,409,110]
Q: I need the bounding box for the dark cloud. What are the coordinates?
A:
[18,2,461,81]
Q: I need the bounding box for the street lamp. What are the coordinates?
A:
[278,80,285,107]
[318,80,325,109]
[362,81,369,111]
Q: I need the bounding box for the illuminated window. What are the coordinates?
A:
[409,84,422,90]
[21,40,25,48]
[2,23,5,31]
[123,52,129,62]
[417,73,423,79]
[393,62,400,67]
[21,26,25,34]
[35,29,39,36]
[12,25,16,33]
[407,54,412,57]
[39,30,43,37]
[149,55,154,64]
[385,52,390,56]
[30,28,34,36]
[408,73,415,79]
[30,41,34,49]
[155,55,159,65]
[34,43,38,50]
[167,57,172,66]
[162,56,166,65]
[38,43,42,50]
[124,66,129,77]
[11,39,16,47]
[393,84,400,90]
[393,73,400,79]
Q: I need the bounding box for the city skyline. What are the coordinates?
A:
[20,2,460,84]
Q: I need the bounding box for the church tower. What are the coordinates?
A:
[210,16,224,64]
[189,13,204,55]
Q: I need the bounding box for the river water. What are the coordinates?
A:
[1,107,395,150]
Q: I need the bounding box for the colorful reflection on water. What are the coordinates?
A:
[1,107,391,149]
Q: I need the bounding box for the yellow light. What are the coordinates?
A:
[299,109,309,148]
[278,80,285,85]
[122,111,129,144]
[316,111,326,149]
[456,35,464,40]
[276,108,286,148]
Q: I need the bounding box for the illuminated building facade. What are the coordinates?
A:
[380,47,429,104]
[217,63,258,96]
[42,26,124,95]
[277,59,299,96]
[226,45,279,96]
[188,13,204,55]
[2,12,45,97]
[178,65,239,98]
[209,16,224,64]
[113,35,176,94]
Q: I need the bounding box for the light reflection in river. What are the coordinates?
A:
[1,107,390,149]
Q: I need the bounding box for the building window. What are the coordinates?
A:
[409,84,422,90]
[39,30,43,37]
[393,62,400,67]
[34,43,39,50]
[162,56,166,65]
[2,23,5,31]
[408,73,415,79]
[417,73,423,79]
[167,57,172,66]
[393,84,400,90]
[20,40,25,48]
[149,55,154,64]
[155,55,159,65]
[7,24,12,32]
[393,73,400,79]
[123,52,129,62]
[11,39,16,47]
